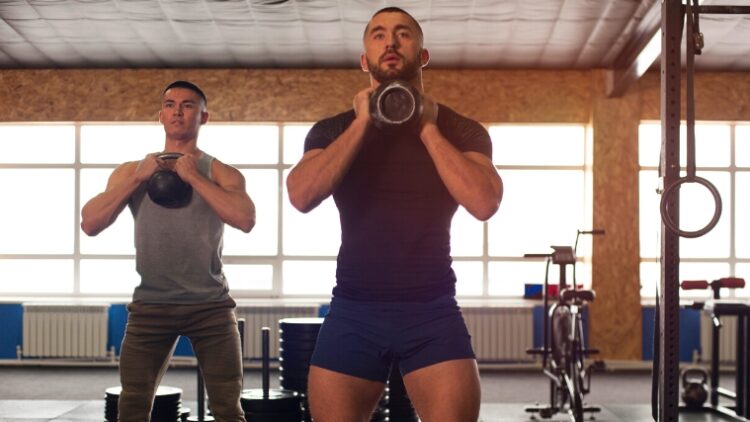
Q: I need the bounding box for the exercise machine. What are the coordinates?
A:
[681,278,749,421]
[524,230,604,422]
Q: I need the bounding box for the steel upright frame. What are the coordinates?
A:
[658,2,750,421]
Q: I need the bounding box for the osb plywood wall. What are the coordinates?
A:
[590,70,750,360]
[2,68,750,360]
[591,70,642,360]
[0,69,591,123]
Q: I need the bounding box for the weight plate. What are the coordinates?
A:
[104,385,183,422]
[279,376,308,392]
[241,388,301,413]
[279,348,315,363]
[279,332,318,350]
[245,410,302,422]
[279,366,311,380]
[278,356,312,371]
[279,318,324,332]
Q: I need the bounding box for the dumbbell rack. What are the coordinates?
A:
[682,277,750,421]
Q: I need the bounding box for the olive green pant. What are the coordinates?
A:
[118,298,246,422]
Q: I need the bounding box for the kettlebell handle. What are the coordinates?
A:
[156,152,184,161]
[682,367,708,386]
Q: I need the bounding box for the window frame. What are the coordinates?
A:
[0,121,593,300]
[638,120,750,298]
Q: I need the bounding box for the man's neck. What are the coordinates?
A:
[164,138,199,155]
[372,75,424,93]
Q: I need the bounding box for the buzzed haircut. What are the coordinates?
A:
[162,80,207,106]
[363,7,424,44]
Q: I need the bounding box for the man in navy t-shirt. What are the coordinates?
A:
[286,7,503,422]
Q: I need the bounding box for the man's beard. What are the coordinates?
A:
[367,52,421,84]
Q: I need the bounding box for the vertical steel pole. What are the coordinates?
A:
[659,0,683,420]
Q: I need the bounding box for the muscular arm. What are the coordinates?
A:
[176,157,255,233]
[287,88,373,213]
[419,101,503,221]
[80,157,157,236]
[286,118,369,213]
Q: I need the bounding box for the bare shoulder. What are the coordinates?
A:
[210,157,242,177]
[110,160,139,180]
[104,160,140,189]
[210,158,245,186]
[118,160,140,172]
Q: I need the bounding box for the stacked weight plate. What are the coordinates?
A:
[278,317,390,421]
[105,385,187,422]
[240,388,302,422]
[241,326,303,422]
[279,317,323,421]
[388,365,419,422]
[370,391,389,422]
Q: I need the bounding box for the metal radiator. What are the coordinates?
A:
[236,305,320,360]
[700,314,736,363]
[462,306,534,362]
[236,304,532,362]
[22,304,110,359]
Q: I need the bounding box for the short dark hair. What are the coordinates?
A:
[162,80,207,105]
[363,7,423,45]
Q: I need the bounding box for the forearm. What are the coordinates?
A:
[287,118,369,212]
[189,175,256,233]
[80,173,141,236]
[421,124,503,221]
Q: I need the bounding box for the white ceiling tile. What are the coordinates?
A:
[0,19,25,42]
[0,41,58,65]
[0,0,747,70]
[0,2,39,20]
[0,48,20,67]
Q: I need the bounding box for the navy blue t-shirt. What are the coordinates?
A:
[304,104,492,302]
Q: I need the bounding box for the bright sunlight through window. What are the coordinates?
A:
[0,122,590,299]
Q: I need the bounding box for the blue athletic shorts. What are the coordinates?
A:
[310,293,475,382]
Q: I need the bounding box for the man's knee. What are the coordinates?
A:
[203,376,244,420]
[117,388,155,422]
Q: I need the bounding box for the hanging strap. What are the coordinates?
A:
[685,0,697,179]
[658,1,722,239]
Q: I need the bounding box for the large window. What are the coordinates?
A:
[487,125,593,296]
[639,122,750,298]
[0,122,591,299]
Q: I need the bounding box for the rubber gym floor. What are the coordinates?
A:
[0,366,741,421]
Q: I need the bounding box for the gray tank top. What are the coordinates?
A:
[128,152,229,304]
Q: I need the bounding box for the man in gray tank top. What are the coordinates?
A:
[81,81,255,422]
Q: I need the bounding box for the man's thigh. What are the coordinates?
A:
[402,358,481,422]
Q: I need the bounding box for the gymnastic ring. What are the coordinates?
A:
[659,176,722,238]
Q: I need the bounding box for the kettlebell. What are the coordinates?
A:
[147,152,193,209]
[681,367,708,409]
[369,79,423,129]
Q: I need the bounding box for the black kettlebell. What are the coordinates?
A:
[147,152,192,209]
[681,367,708,409]
[369,79,423,129]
